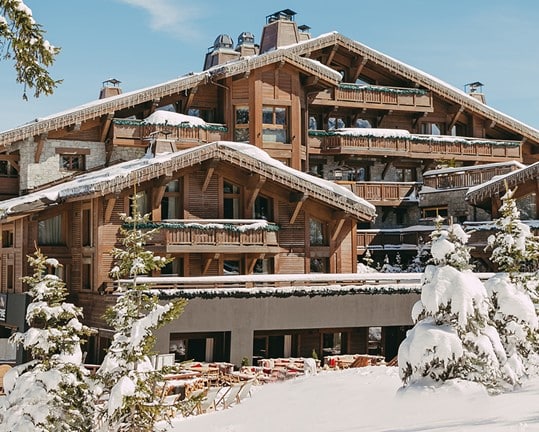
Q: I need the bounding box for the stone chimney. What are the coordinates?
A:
[259,9,300,54]
[203,34,241,70]
[298,24,311,42]
[99,78,122,99]
[465,81,486,104]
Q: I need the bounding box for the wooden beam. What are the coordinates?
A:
[0,154,20,172]
[34,133,47,163]
[202,253,219,275]
[100,113,114,142]
[104,197,117,223]
[350,57,368,83]
[246,253,264,274]
[381,160,393,180]
[330,215,347,243]
[447,106,464,132]
[152,177,172,209]
[289,193,308,225]
[246,174,266,216]
[325,45,339,65]
[202,165,216,193]
[184,87,198,112]
[304,76,319,87]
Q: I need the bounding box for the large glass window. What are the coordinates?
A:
[253,195,272,220]
[310,218,327,246]
[234,106,250,142]
[161,180,182,220]
[223,181,241,219]
[262,106,288,143]
[38,214,64,245]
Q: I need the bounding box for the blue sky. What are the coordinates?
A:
[1,0,539,132]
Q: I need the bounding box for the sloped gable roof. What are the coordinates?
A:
[466,161,539,205]
[2,31,538,149]
[0,141,375,221]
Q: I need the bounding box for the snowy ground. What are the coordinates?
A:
[167,366,539,432]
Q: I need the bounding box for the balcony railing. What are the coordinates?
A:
[336,181,420,205]
[357,227,434,251]
[311,84,433,112]
[423,164,522,189]
[111,119,228,148]
[144,219,282,253]
[309,130,522,162]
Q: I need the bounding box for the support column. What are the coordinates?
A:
[229,326,254,367]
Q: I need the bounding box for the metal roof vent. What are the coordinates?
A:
[213,34,234,50]
[465,81,486,104]
[266,9,296,23]
[99,78,122,99]
[238,32,255,46]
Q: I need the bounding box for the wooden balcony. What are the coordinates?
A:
[148,219,283,254]
[310,84,433,112]
[309,131,522,162]
[336,181,420,206]
[423,163,522,189]
[110,119,228,148]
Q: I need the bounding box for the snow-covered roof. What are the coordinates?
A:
[1,31,538,149]
[423,161,525,177]
[466,161,539,204]
[0,141,375,221]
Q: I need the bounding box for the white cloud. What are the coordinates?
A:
[117,0,202,40]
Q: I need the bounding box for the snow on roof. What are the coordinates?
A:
[423,161,525,177]
[0,141,375,220]
[466,161,539,199]
[334,128,411,138]
[142,110,206,127]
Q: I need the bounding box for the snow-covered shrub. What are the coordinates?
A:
[399,219,509,392]
[0,249,95,432]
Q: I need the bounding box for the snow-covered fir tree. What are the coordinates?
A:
[406,239,430,273]
[0,249,95,432]
[484,188,539,381]
[95,193,187,432]
[398,217,510,393]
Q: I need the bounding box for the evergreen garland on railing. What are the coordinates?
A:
[308,130,521,147]
[123,221,280,232]
[151,284,421,300]
[112,118,228,132]
[338,83,428,96]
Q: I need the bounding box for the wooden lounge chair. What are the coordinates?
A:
[236,379,254,403]
[216,382,243,409]
[191,386,221,415]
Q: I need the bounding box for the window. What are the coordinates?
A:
[38,214,64,245]
[234,106,250,142]
[421,122,444,135]
[6,265,14,291]
[129,191,148,217]
[310,219,328,246]
[0,160,17,177]
[2,229,14,248]
[254,258,273,274]
[450,123,466,136]
[60,154,85,171]
[223,181,241,219]
[253,195,272,220]
[161,257,184,276]
[421,207,448,219]
[161,180,182,220]
[262,106,288,143]
[82,208,92,247]
[223,260,240,275]
[82,260,92,290]
[310,257,329,273]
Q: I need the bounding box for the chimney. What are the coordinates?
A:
[298,24,311,41]
[464,81,486,104]
[203,34,241,70]
[236,32,259,57]
[259,9,300,54]
[99,78,122,99]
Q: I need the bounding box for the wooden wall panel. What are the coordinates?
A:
[186,171,219,219]
[232,79,249,100]
[276,71,292,100]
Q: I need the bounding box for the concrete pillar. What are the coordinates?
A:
[229,326,253,366]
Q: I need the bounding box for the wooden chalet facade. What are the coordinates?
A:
[0,9,537,364]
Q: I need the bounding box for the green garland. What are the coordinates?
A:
[338,83,428,96]
[152,284,421,300]
[308,130,520,147]
[113,118,228,132]
[123,221,280,232]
